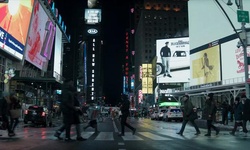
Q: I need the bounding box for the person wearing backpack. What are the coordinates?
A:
[203,93,220,136]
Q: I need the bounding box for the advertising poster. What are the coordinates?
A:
[0,0,34,60]
[190,45,221,85]
[24,0,56,71]
[221,39,250,82]
[156,37,190,83]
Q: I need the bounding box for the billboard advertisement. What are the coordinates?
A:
[0,0,34,60]
[190,44,221,86]
[84,9,101,25]
[156,37,190,83]
[142,64,153,94]
[53,26,63,81]
[24,0,56,71]
[221,38,250,83]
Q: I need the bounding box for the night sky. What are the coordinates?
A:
[54,0,130,105]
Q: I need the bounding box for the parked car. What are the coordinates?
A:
[150,111,158,120]
[24,105,52,127]
[156,109,167,120]
[163,107,183,122]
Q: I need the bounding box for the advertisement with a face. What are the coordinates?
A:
[156,37,190,83]
[25,0,56,71]
[0,0,34,60]
[190,45,221,86]
[221,39,250,83]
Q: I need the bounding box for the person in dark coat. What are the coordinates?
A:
[118,94,136,136]
[203,93,220,136]
[221,100,230,125]
[177,95,200,136]
[54,78,79,141]
[229,97,243,136]
[242,95,250,137]
[9,93,21,135]
[0,92,15,137]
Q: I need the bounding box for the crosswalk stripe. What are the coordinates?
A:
[95,132,114,140]
[138,132,172,140]
[122,132,143,141]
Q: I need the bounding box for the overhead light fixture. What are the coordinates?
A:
[227,0,233,6]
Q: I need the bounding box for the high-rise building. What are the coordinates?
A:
[127,0,188,107]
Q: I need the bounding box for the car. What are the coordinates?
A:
[150,111,158,120]
[155,109,167,120]
[163,107,183,122]
[23,105,52,127]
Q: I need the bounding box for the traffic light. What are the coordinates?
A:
[0,0,8,3]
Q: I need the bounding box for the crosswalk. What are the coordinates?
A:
[1,130,243,141]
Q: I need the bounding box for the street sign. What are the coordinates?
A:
[237,10,249,23]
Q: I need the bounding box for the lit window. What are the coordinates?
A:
[92,63,95,66]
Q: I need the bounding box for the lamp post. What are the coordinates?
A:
[216,0,249,97]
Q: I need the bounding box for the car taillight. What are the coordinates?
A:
[24,110,28,114]
[42,112,46,117]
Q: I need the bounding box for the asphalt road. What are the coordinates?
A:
[0,117,249,150]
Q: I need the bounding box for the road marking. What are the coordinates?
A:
[138,132,172,140]
[113,120,119,133]
[122,132,143,141]
[95,132,114,140]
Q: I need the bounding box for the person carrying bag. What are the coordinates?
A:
[9,93,21,135]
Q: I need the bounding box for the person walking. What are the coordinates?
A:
[0,92,15,137]
[83,103,99,133]
[9,93,21,135]
[203,93,220,136]
[53,78,78,141]
[176,94,200,136]
[160,41,172,78]
[229,97,243,136]
[118,94,136,136]
[221,99,229,125]
[242,94,250,137]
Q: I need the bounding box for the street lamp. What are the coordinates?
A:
[216,0,250,97]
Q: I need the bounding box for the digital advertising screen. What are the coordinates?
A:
[24,0,56,71]
[190,44,221,86]
[221,38,250,83]
[156,37,190,83]
[53,26,63,81]
[0,0,34,60]
[84,9,101,25]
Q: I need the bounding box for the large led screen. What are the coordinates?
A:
[84,9,101,25]
[190,45,221,86]
[156,37,190,83]
[25,0,56,71]
[0,0,34,60]
[53,26,62,81]
[221,39,250,83]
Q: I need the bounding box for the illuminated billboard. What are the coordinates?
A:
[142,64,153,94]
[24,0,56,71]
[84,9,101,25]
[156,37,190,83]
[0,0,34,60]
[190,44,221,86]
[53,26,63,81]
[221,38,250,83]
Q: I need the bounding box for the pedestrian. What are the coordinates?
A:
[221,99,229,125]
[160,41,172,78]
[229,97,244,136]
[177,94,200,136]
[83,103,99,133]
[0,92,15,137]
[9,92,21,135]
[53,78,79,141]
[203,93,220,136]
[118,94,136,136]
[242,94,250,137]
